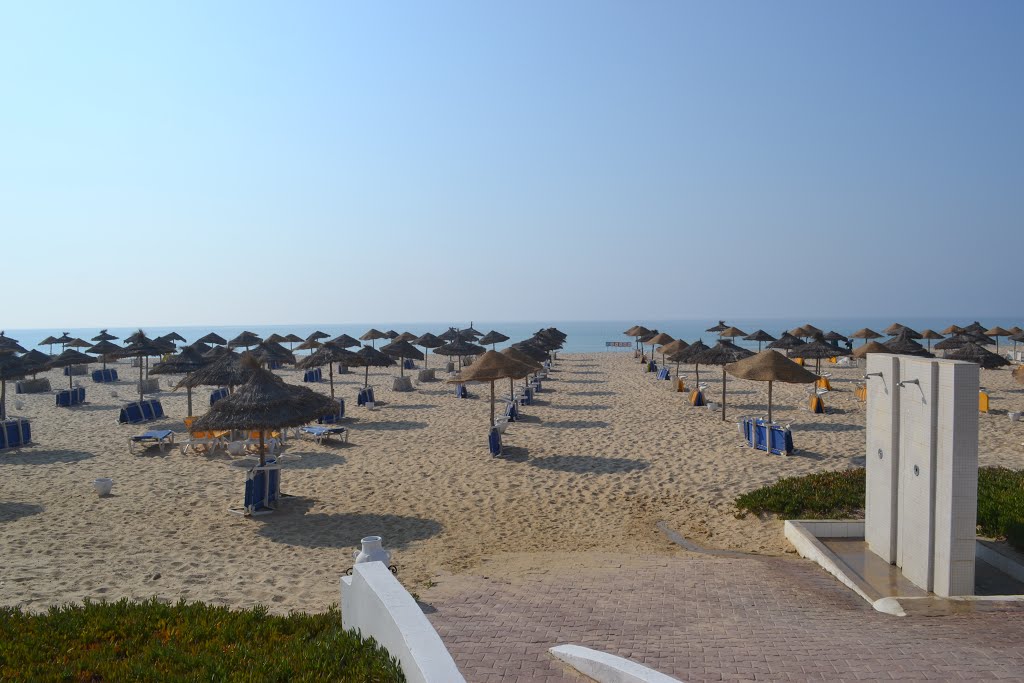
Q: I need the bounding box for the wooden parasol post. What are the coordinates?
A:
[767,380,773,424]
[490,380,495,427]
[721,366,727,421]
[328,363,335,399]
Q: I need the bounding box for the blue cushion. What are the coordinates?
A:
[488,427,502,456]
[1,419,31,449]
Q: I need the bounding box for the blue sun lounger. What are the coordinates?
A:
[210,387,229,405]
[403,358,415,370]
[303,368,322,383]
[317,399,345,423]
[503,400,519,422]
[657,367,670,380]
[128,429,175,454]
[55,387,86,407]
[520,386,533,405]
[455,383,469,399]
[357,387,375,406]
[233,460,281,516]
[488,426,502,456]
[299,425,349,444]
[92,368,118,383]
[0,419,31,450]
[118,399,165,424]
[740,417,794,456]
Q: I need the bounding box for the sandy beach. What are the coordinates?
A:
[2,351,1023,614]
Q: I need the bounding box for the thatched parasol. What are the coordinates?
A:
[789,326,812,339]
[359,329,389,348]
[884,330,933,358]
[85,339,122,370]
[478,331,510,349]
[189,342,212,356]
[461,325,483,339]
[0,354,28,420]
[192,357,338,465]
[823,331,849,343]
[918,329,944,352]
[197,332,227,346]
[46,349,96,390]
[449,350,535,427]
[385,330,399,340]
[228,331,263,350]
[645,332,675,363]
[706,321,728,334]
[726,349,817,423]
[296,341,359,398]
[253,341,296,367]
[657,339,690,376]
[626,325,652,359]
[92,329,119,342]
[393,332,418,343]
[331,333,361,348]
[351,345,396,387]
[691,341,754,420]
[65,337,91,350]
[850,328,883,345]
[380,339,425,376]
[55,332,74,351]
[264,333,287,344]
[151,346,209,416]
[945,342,1010,369]
[39,335,60,355]
[306,331,331,342]
[791,334,851,374]
[438,328,460,342]
[510,342,548,363]
[177,350,251,391]
[0,332,18,347]
[413,332,444,368]
[883,322,911,336]
[940,324,964,336]
[852,340,891,358]
[767,332,804,352]
[0,339,28,354]
[434,338,487,370]
[114,332,168,400]
[20,350,51,378]
[668,340,709,384]
[295,338,322,354]
[719,326,747,343]
[984,326,1012,353]
[743,330,777,352]
[1010,331,1024,355]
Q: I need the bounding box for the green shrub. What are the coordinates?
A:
[0,599,405,682]
[734,469,866,519]
[976,466,1024,539]
[1007,521,1024,553]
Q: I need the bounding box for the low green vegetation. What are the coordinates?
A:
[0,599,404,682]
[735,466,1024,551]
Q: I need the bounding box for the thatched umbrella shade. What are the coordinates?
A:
[478,331,510,350]
[253,341,296,367]
[352,345,396,388]
[767,332,804,354]
[193,357,338,466]
[177,350,251,393]
[789,326,812,340]
[306,331,331,342]
[0,353,27,420]
[189,342,212,356]
[38,335,60,355]
[691,341,754,421]
[637,330,660,360]
[1010,331,1024,355]
[460,325,483,339]
[884,331,933,358]
[46,349,96,390]
[383,330,398,340]
[20,349,51,378]
[0,331,18,345]
[530,330,565,354]
[85,339,122,370]
[92,329,119,342]
[509,342,548,364]
[331,334,361,349]
[945,342,1010,369]
[718,327,747,345]
[823,331,849,344]
[55,332,74,351]
[151,346,209,416]
[438,328,460,343]
[743,330,777,352]
[282,334,304,351]
[657,339,690,376]
[852,340,891,358]
[295,338,323,355]
[984,326,1012,353]
[380,340,424,377]
[963,322,987,334]
[940,324,964,336]
[791,334,851,374]
[668,340,709,384]
[359,329,389,348]
[393,332,419,343]
[934,333,976,352]
[726,349,818,423]
[706,321,728,335]
[0,338,27,354]
[850,328,883,346]
[228,331,263,350]
[411,333,442,369]
[66,337,92,350]
[883,323,911,336]
[645,333,675,363]
[449,351,535,427]
[197,332,228,346]
[918,329,944,352]
[500,347,544,398]
[296,342,360,399]
[114,334,169,401]
[625,325,652,358]
[434,338,487,370]
[264,333,287,345]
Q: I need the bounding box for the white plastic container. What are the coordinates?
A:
[93,478,113,496]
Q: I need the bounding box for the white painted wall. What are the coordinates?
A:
[865,354,900,563]
[550,644,683,683]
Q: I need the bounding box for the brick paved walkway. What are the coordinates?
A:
[422,552,1024,682]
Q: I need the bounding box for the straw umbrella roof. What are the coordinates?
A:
[253,341,296,365]
[450,351,534,383]
[188,341,212,355]
[792,335,851,360]
[228,331,263,349]
[624,325,647,336]
[91,329,119,342]
[1010,332,1024,343]
[718,326,747,339]
[919,329,944,340]
[668,340,709,363]
[434,339,487,357]
[789,326,812,338]
[122,331,144,344]
[964,322,987,333]
[20,349,51,375]
[306,330,331,341]
[530,331,564,351]
[883,323,911,335]
[945,342,1010,369]
[329,333,361,348]
[39,335,60,347]
[414,332,444,349]
[501,347,544,370]
[658,339,689,357]
[706,321,728,333]
[692,340,754,366]
[823,331,849,342]
[478,331,510,346]
[380,339,425,361]
[744,330,777,343]
[0,332,18,346]
[353,345,397,367]
[385,330,399,339]
[115,334,167,359]
[850,328,883,340]
[85,340,122,356]
[164,332,187,343]
[197,332,227,345]
[934,334,975,351]
[283,333,304,343]
[46,349,96,369]
[884,331,933,357]
[985,326,1012,338]
[151,346,208,375]
[852,341,891,358]
[509,342,547,362]
[360,329,388,342]
[940,324,964,335]
[65,338,91,349]
[264,333,287,344]
[296,342,360,369]
[461,326,483,338]
[393,332,418,343]
[646,332,675,347]
[638,329,660,343]
[177,350,250,389]
[767,332,804,351]
[152,335,180,352]
[1010,326,1024,336]
[437,328,460,342]
[0,353,27,379]
[295,338,322,352]
[0,339,28,354]
[203,345,233,359]
[726,349,818,384]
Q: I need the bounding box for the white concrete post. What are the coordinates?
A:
[865,354,901,563]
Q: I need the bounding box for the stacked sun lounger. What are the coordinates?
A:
[520,386,534,405]
[303,368,322,383]
[0,418,31,450]
[56,387,86,407]
[656,367,670,380]
[488,426,502,456]
[455,383,469,399]
[740,417,794,456]
[15,378,50,394]
[317,399,345,424]
[210,387,229,405]
[63,365,87,376]
[403,358,415,370]
[118,399,165,424]
[267,360,283,370]
[235,461,281,516]
[357,387,376,406]
[92,368,118,383]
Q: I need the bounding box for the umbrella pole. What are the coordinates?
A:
[721,366,727,421]
[69,372,73,390]
[187,386,193,418]
[490,380,495,427]
[329,363,335,399]
[138,355,144,402]
[1,378,6,420]
[509,377,514,400]
[767,381,773,423]
[364,365,369,388]
[259,430,266,467]
[695,364,700,385]
[401,357,405,377]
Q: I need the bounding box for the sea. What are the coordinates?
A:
[6,317,1021,354]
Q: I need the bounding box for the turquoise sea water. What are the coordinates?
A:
[5,317,1021,354]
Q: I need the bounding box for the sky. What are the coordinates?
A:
[1,2,1021,328]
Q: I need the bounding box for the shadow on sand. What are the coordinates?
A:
[0,449,95,465]
[540,420,609,429]
[528,455,649,474]
[0,502,44,522]
[355,421,429,431]
[796,422,864,432]
[257,508,443,550]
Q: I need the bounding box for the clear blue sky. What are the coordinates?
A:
[2,2,1021,328]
